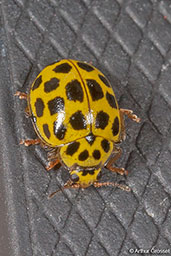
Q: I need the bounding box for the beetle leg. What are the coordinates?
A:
[15,91,28,100]
[46,159,61,171]
[24,106,31,118]
[120,108,140,123]
[119,108,140,141]
[106,147,128,176]
[15,91,31,117]
[20,138,41,146]
[107,166,128,176]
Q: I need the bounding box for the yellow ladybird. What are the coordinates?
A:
[15,59,140,195]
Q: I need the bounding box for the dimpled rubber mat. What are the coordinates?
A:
[0,0,171,255]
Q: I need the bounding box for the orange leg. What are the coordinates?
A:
[20,138,60,171]
[120,108,140,123]
[20,138,41,146]
[46,159,61,171]
[14,91,27,100]
[15,91,31,117]
[24,106,30,118]
[106,147,128,176]
[119,108,140,142]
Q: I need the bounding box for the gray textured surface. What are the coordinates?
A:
[0,0,171,255]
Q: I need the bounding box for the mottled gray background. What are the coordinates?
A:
[0,0,171,256]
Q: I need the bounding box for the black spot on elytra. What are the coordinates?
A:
[53,63,72,73]
[77,62,94,72]
[71,173,79,183]
[93,150,101,160]
[35,98,45,117]
[86,79,104,101]
[66,80,83,102]
[53,122,66,140]
[78,150,89,161]
[44,77,60,93]
[98,74,111,87]
[112,117,119,136]
[106,92,117,109]
[66,141,80,156]
[48,97,64,115]
[101,139,110,153]
[32,75,42,91]
[95,111,109,129]
[85,132,96,145]
[43,124,51,139]
[70,111,87,130]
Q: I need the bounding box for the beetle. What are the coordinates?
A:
[15,59,140,196]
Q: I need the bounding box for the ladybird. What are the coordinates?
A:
[15,59,140,196]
